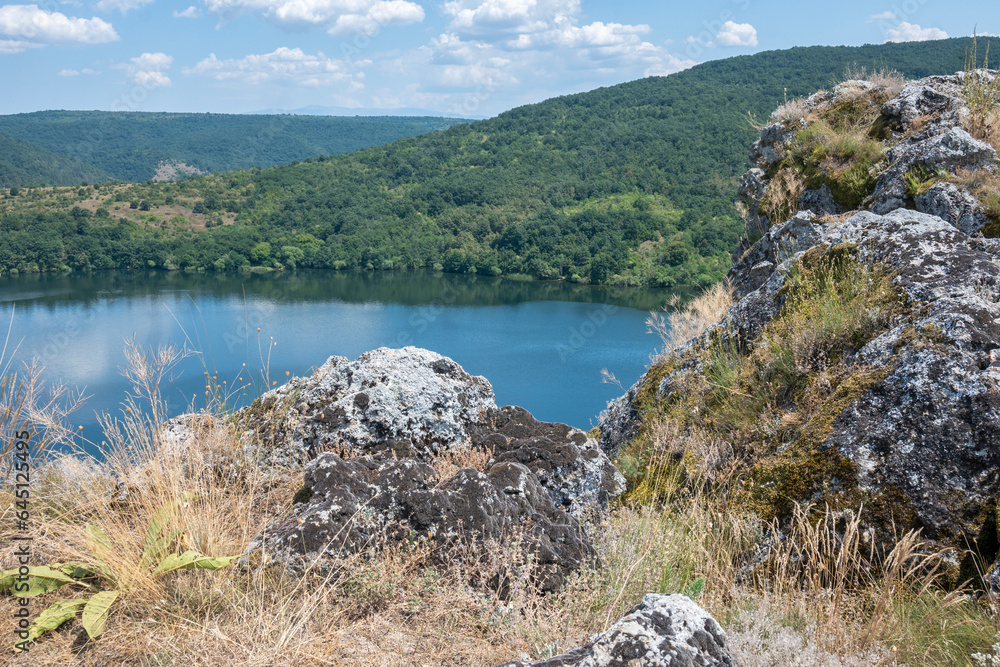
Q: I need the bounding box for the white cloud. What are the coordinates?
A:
[0,5,118,45]
[443,0,579,37]
[173,5,201,18]
[328,0,424,35]
[866,11,895,22]
[94,0,153,15]
[185,47,361,86]
[715,21,757,47]
[884,22,948,42]
[203,0,424,35]
[116,51,173,88]
[58,67,99,75]
[0,38,42,53]
[645,53,697,77]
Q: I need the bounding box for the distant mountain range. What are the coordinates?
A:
[246,105,482,119]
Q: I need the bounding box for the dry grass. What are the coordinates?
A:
[431,445,494,480]
[842,65,906,99]
[646,280,734,362]
[3,333,999,666]
[961,34,1000,153]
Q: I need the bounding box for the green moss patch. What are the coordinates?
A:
[617,245,908,519]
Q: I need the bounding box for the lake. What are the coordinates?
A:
[0,269,671,456]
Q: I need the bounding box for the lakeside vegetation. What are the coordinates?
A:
[0,38,981,287]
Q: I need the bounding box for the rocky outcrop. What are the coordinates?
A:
[244,452,591,592]
[238,347,624,584]
[600,71,1000,570]
[494,594,736,667]
[237,346,496,467]
[870,126,997,214]
[237,347,624,517]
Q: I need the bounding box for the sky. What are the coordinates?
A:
[0,0,996,117]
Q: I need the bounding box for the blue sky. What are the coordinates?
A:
[0,0,995,116]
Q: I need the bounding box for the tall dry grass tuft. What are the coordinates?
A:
[646,280,734,363]
[962,33,1000,152]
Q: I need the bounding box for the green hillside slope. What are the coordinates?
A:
[0,38,984,285]
[0,134,112,188]
[0,112,467,183]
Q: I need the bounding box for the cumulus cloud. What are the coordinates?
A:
[59,67,99,75]
[0,5,118,45]
[866,11,895,22]
[645,53,697,77]
[116,51,173,88]
[203,0,424,35]
[884,22,948,42]
[185,47,361,86]
[443,0,578,36]
[94,0,153,15]
[715,21,757,47]
[173,5,201,18]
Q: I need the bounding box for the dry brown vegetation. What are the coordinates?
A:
[2,297,1000,666]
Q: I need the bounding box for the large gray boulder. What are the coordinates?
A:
[238,346,496,465]
[244,452,591,592]
[494,594,736,666]
[239,347,625,587]
[237,347,624,518]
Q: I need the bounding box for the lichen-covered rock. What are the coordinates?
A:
[601,203,1000,563]
[798,184,843,217]
[471,406,625,516]
[237,347,623,518]
[237,346,497,466]
[915,181,992,236]
[727,211,825,300]
[243,452,592,592]
[880,75,965,134]
[870,127,997,214]
[748,122,793,170]
[493,594,736,666]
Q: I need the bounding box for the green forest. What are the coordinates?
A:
[0,112,466,184]
[0,134,113,188]
[0,38,983,287]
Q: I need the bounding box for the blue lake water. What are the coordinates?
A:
[0,269,671,455]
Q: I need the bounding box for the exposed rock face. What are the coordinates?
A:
[871,127,997,214]
[244,453,590,592]
[238,346,496,466]
[471,406,625,515]
[916,182,992,236]
[238,347,624,584]
[238,347,623,518]
[600,71,1000,568]
[494,594,736,667]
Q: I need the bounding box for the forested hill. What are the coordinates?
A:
[0,38,984,286]
[0,134,113,188]
[0,112,467,184]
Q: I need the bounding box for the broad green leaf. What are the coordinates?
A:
[0,565,93,597]
[142,493,198,566]
[81,589,119,639]
[684,576,706,600]
[25,598,88,643]
[52,561,111,580]
[153,550,238,576]
[86,523,111,551]
[142,529,183,568]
